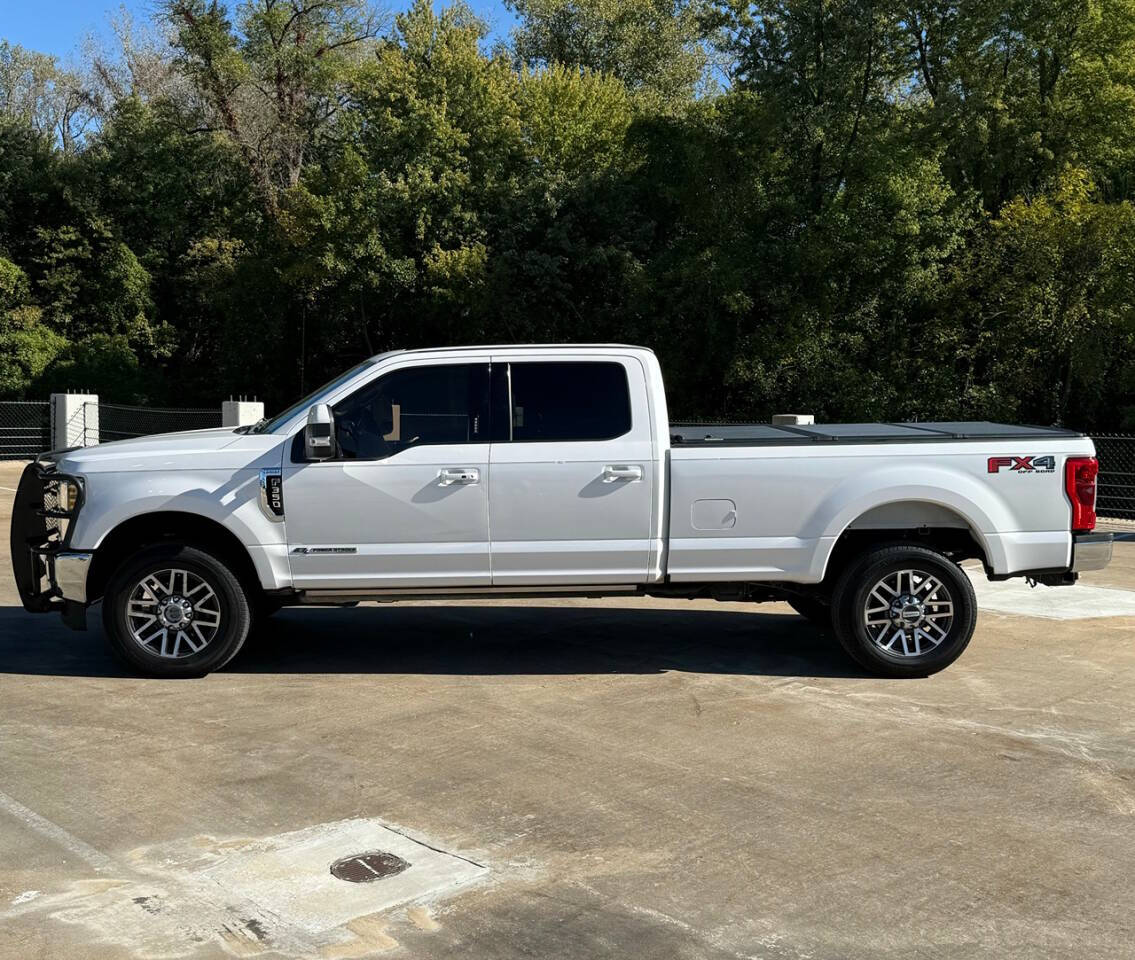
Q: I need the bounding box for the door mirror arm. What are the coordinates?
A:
[304,403,337,461]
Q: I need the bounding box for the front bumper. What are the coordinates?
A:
[9,459,89,614]
[51,550,93,602]
[1072,532,1113,572]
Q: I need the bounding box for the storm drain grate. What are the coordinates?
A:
[330,851,411,883]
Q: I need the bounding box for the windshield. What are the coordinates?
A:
[249,360,378,434]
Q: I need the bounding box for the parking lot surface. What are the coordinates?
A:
[1,460,1133,959]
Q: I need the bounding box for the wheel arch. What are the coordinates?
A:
[817,498,994,585]
[87,511,264,604]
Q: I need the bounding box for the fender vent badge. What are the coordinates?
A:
[258,468,284,520]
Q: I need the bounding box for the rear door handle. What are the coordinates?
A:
[602,464,643,483]
[438,467,480,485]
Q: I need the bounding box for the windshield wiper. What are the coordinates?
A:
[236,417,269,435]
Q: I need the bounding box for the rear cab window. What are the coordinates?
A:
[497,361,632,442]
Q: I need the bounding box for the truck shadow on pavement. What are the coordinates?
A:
[0,604,867,679]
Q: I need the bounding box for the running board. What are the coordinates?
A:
[298,585,639,604]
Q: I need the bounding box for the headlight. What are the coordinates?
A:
[57,478,81,513]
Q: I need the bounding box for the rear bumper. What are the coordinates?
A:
[1071,532,1113,572]
[985,530,1112,584]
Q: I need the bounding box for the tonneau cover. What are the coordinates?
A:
[669,421,1085,446]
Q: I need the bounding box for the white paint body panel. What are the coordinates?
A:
[59,430,292,590]
[54,345,1095,596]
[283,443,491,589]
[667,441,1091,581]
[487,350,660,585]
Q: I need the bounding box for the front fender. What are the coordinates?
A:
[67,464,292,591]
[73,469,281,550]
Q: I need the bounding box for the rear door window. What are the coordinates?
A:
[501,362,632,442]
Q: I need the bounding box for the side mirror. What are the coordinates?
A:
[304,403,336,461]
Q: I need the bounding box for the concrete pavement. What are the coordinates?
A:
[1,460,1133,959]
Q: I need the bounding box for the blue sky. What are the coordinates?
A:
[2,1,518,59]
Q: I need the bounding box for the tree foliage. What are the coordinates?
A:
[0,0,1133,427]
[506,0,713,103]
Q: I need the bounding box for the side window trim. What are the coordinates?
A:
[506,362,514,442]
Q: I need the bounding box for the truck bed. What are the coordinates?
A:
[669,421,1085,446]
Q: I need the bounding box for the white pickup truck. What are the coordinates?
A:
[11,345,1112,678]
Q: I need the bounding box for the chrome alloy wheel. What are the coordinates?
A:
[862,568,954,658]
[126,568,222,659]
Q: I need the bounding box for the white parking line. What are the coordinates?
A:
[0,789,116,873]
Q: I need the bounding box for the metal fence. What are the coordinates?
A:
[0,401,51,459]
[92,402,222,441]
[1093,434,1135,521]
[1,400,223,458]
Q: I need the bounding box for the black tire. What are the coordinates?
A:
[786,595,832,629]
[830,544,977,678]
[103,544,252,678]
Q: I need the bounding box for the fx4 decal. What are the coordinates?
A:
[987,455,1057,474]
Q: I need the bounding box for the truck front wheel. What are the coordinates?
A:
[830,544,977,678]
[103,544,252,678]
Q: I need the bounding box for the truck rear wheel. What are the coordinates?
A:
[830,544,977,678]
[103,544,252,678]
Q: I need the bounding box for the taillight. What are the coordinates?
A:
[1065,456,1098,532]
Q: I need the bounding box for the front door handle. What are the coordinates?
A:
[438,467,480,485]
[602,464,643,483]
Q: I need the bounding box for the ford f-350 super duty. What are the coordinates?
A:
[10,345,1113,678]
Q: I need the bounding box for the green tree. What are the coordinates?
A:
[35,332,145,399]
[0,40,94,152]
[164,0,383,214]
[975,167,1135,426]
[291,0,525,359]
[0,257,67,397]
[906,0,1135,205]
[507,0,713,103]
[2,0,1135,424]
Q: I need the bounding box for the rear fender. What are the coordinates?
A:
[807,466,1004,580]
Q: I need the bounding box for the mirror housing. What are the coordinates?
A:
[304,403,336,461]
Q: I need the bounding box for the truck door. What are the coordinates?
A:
[488,357,656,585]
[283,361,491,590]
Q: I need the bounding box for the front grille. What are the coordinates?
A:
[42,478,62,539]
[9,462,83,612]
[11,462,54,610]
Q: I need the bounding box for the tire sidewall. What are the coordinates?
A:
[104,545,250,677]
[834,546,977,677]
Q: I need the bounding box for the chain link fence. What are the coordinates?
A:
[0,401,51,459]
[1,400,224,458]
[1092,434,1135,521]
[93,403,222,442]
